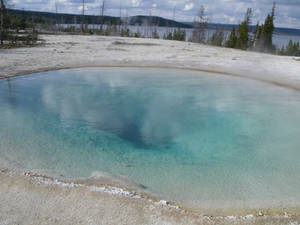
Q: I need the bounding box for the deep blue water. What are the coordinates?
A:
[1,68,300,209]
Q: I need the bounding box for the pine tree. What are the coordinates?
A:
[285,40,300,56]
[172,28,186,41]
[295,42,300,56]
[226,27,237,48]
[278,40,300,56]
[163,31,173,40]
[278,46,285,55]
[287,40,294,55]
[254,3,276,53]
[236,8,252,50]
[225,8,252,50]
[236,22,248,49]
[210,28,224,46]
[152,28,159,39]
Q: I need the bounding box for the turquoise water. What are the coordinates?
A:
[1,68,300,209]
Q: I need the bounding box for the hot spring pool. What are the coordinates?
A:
[1,67,300,210]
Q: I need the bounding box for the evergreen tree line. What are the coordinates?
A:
[225,3,299,56]
[192,3,299,57]
[163,28,186,41]
[225,4,276,53]
[278,40,300,56]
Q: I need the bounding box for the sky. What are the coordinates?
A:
[7,0,300,29]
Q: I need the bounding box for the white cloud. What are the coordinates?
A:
[131,0,140,7]
[184,2,194,11]
[77,5,88,12]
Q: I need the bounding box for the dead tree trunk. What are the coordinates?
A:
[81,0,85,32]
[100,0,105,31]
[119,2,122,34]
[191,5,208,43]
[0,0,6,46]
[55,1,58,32]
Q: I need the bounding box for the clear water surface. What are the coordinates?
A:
[1,68,300,210]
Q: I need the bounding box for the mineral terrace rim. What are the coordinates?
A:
[1,65,300,92]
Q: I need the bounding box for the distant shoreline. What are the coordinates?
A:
[6,8,300,32]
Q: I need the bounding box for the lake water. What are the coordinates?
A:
[1,68,300,210]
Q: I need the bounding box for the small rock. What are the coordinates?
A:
[0,168,8,173]
[245,214,254,219]
[227,216,236,219]
[158,200,169,205]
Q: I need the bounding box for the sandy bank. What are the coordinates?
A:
[1,169,300,225]
[0,35,300,224]
[0,35,299,90]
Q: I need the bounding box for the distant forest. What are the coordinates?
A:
[6,9,192,28]
[7,8,300,35]
[1,7,300,56]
